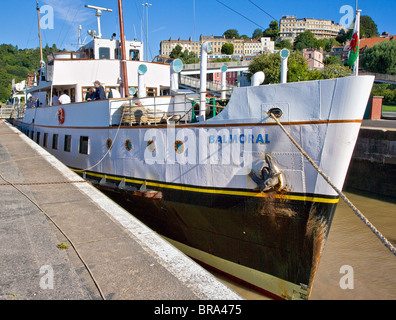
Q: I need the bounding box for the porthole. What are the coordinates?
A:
[106,138,113,150]
[175,140,184,154]
[125,139,132,151]
[147,140,156,152]
[268,107,283,119]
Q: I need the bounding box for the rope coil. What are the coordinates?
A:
[268,112,396,257]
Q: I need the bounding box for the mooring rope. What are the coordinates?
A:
[74,106,126,174]
[0,171,106,299]
[268,112,396,257]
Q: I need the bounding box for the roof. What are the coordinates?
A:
[360,35,394,51]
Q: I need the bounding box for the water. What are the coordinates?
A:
[209,190,396,300]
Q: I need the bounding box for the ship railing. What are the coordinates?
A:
[109,88,233,126]
[0,104,25,119]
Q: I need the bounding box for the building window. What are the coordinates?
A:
[43,133,48,148]
[36,131,40,144]
[64,135,71,152]
[52,134,58,150]
[79,136,89,155]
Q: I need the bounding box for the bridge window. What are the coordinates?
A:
[99,47,110,59]
[130,49,139,61]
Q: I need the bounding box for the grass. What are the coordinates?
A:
[57,242,69,250]
[382,105,396,112]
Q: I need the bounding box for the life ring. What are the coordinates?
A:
[58,108,65,124]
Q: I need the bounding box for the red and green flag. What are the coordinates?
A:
[347,12,360,67]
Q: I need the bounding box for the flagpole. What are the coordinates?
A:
[354,9,361,76]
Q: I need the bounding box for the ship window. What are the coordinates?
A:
[43,133,48,148]
[82,87,95,101]
[64,135,72,152]
[115,48,121,60]
[99,47,110,59]
[130,49,139,61]
[79,136,89,155]
[146,87,157,97]
[125,139,132,151]
[52,134,58,150]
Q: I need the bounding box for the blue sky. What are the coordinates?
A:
[1,0,395,60]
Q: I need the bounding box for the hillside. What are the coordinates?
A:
[0,44,61,103]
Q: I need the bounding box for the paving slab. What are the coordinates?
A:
[0,119,242,300]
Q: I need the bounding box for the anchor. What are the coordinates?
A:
[249,153,285,192]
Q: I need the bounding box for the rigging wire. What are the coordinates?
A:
[215,0,267,31]
[247,0,278,22]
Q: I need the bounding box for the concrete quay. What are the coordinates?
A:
[345,119,396,198]
[0,119,242,300]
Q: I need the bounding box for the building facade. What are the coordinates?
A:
[280,15,345,42]
[302,48,324,70]
[160,35,274,58]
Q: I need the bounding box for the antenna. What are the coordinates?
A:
[85,4,112,39]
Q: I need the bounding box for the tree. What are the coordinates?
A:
[336,29,353,44]
[263,20,279,41]
[221,43,234,55]
[223,29,240,39]
[276,39,293,50]
[293,30,318,51]
[248,51,323,84]
[321,63,352,79]
[360,15,379,38]
[276,39,293,49]
[252,28,263,39]
[0,43,61,102]
[170,45,183,59]
[248,52,281,84]
[361,40,396,75]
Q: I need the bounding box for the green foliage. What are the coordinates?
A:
[248,51,352,83]
[223,29,240,39]
[0,43,61,102]
[263,21,279,41]
[323,55,344,66]
[360,15,379,38]
[276,39,293,50]
[371,84,396,105]
[321,63,352,79]
[361,40,396,75]
[221,43,234,55]
[252,21,279,41]
[170,45,183,59]
[252,29,263,39]
[293,30,318,50]
[170,45,199,64]
[248,52,281,84]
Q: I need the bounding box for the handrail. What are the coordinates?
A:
[109,88,233,126]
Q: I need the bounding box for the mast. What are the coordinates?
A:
[354,9,361,76]
[36,0,44,65]
[117,0,129,97]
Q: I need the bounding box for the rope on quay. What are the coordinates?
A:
[268,112,396,257]
[0,171,107,300]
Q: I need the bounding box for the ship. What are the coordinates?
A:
[12,2,374,300]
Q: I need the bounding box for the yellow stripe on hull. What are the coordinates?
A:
[76,170,339,205]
